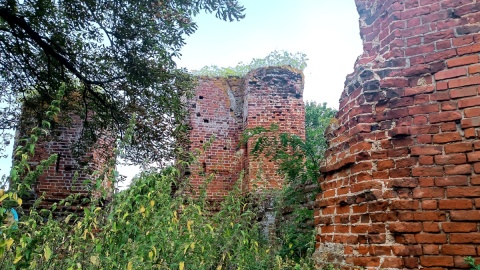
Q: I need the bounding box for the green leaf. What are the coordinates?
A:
[44,246,52,260]
[90,255,99,266]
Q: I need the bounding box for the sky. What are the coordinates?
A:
[177,0,363,107]
[0,0,363,186]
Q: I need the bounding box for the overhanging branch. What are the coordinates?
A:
[0,7,125,116]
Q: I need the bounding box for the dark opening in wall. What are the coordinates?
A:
[55,154,61,173]
[199,96,204,99]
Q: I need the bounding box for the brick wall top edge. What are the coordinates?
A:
[196,66,303,80]
[195,75,242,81]
[244,66,305,96]
[337,0,480,107]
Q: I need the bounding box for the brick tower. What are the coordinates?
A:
[187,66,305,201]
[315,1,480,269]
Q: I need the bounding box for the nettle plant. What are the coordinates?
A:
[241,124,319,261]
[0,90,316,269]
[1,165,315,269]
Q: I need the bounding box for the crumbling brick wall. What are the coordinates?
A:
[188,66,305,201]
[16,111,113,209]
[187,76,245,200]
[314,0,480,269]
[16,67,304,208]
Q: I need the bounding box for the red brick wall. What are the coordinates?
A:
[188,67,305,201]
[187,77,245,201]
[243,67,305,190]
[16,67,304,207]
[17,113,113,208]
[315,1,480,269]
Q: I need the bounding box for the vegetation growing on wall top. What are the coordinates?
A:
[192,50,308,77]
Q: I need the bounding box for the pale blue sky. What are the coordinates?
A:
[1,1,363,185]
[177,0,363,107]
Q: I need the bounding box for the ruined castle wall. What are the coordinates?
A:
[188,77,245,201]
[315,0,480,269]
[188,67,305,200]
[243,67,305,190]
[17,67,304,207]
[17,113,112,208]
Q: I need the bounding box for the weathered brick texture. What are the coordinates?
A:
[188,67,305,201]
[16,67,304,208]
[314,0,480,269]
[16,112,113,209]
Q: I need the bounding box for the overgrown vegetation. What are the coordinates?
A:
[1,167,309,269]
[192,50,308,77]
[241,102,337,263]
[1,7,337,264]
[0,0,245,171]
[1,164,315,269]
[0,87,338,269]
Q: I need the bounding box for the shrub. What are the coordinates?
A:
[192,50,308,77]
[0,165,317,269]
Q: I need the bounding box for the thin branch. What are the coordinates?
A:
[85,5,115,48]
[0,8,125,102]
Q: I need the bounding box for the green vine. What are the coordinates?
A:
[241,124,319,262]
[466,257,480,270]
[10,84,66,196]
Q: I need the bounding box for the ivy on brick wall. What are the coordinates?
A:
[241,101,337,262]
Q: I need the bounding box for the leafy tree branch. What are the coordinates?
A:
[0,0,245,167]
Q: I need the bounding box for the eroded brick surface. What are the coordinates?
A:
[16,113,113,209]
[315,0,480,269]
[188,67,305,201]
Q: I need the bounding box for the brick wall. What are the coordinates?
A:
[243,67,305,190]
[188,67,305,201]
[314,0,480,269]
[16,111,113,209]
[187,76,245,200]
[15,67,303,208]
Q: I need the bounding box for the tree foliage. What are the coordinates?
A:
[305,101,337,158]
[192,50,308,77]
[0,0,245,166]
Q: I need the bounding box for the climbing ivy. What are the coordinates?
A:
[241,101,337,263]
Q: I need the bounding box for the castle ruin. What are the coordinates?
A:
[315,0,480,268]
